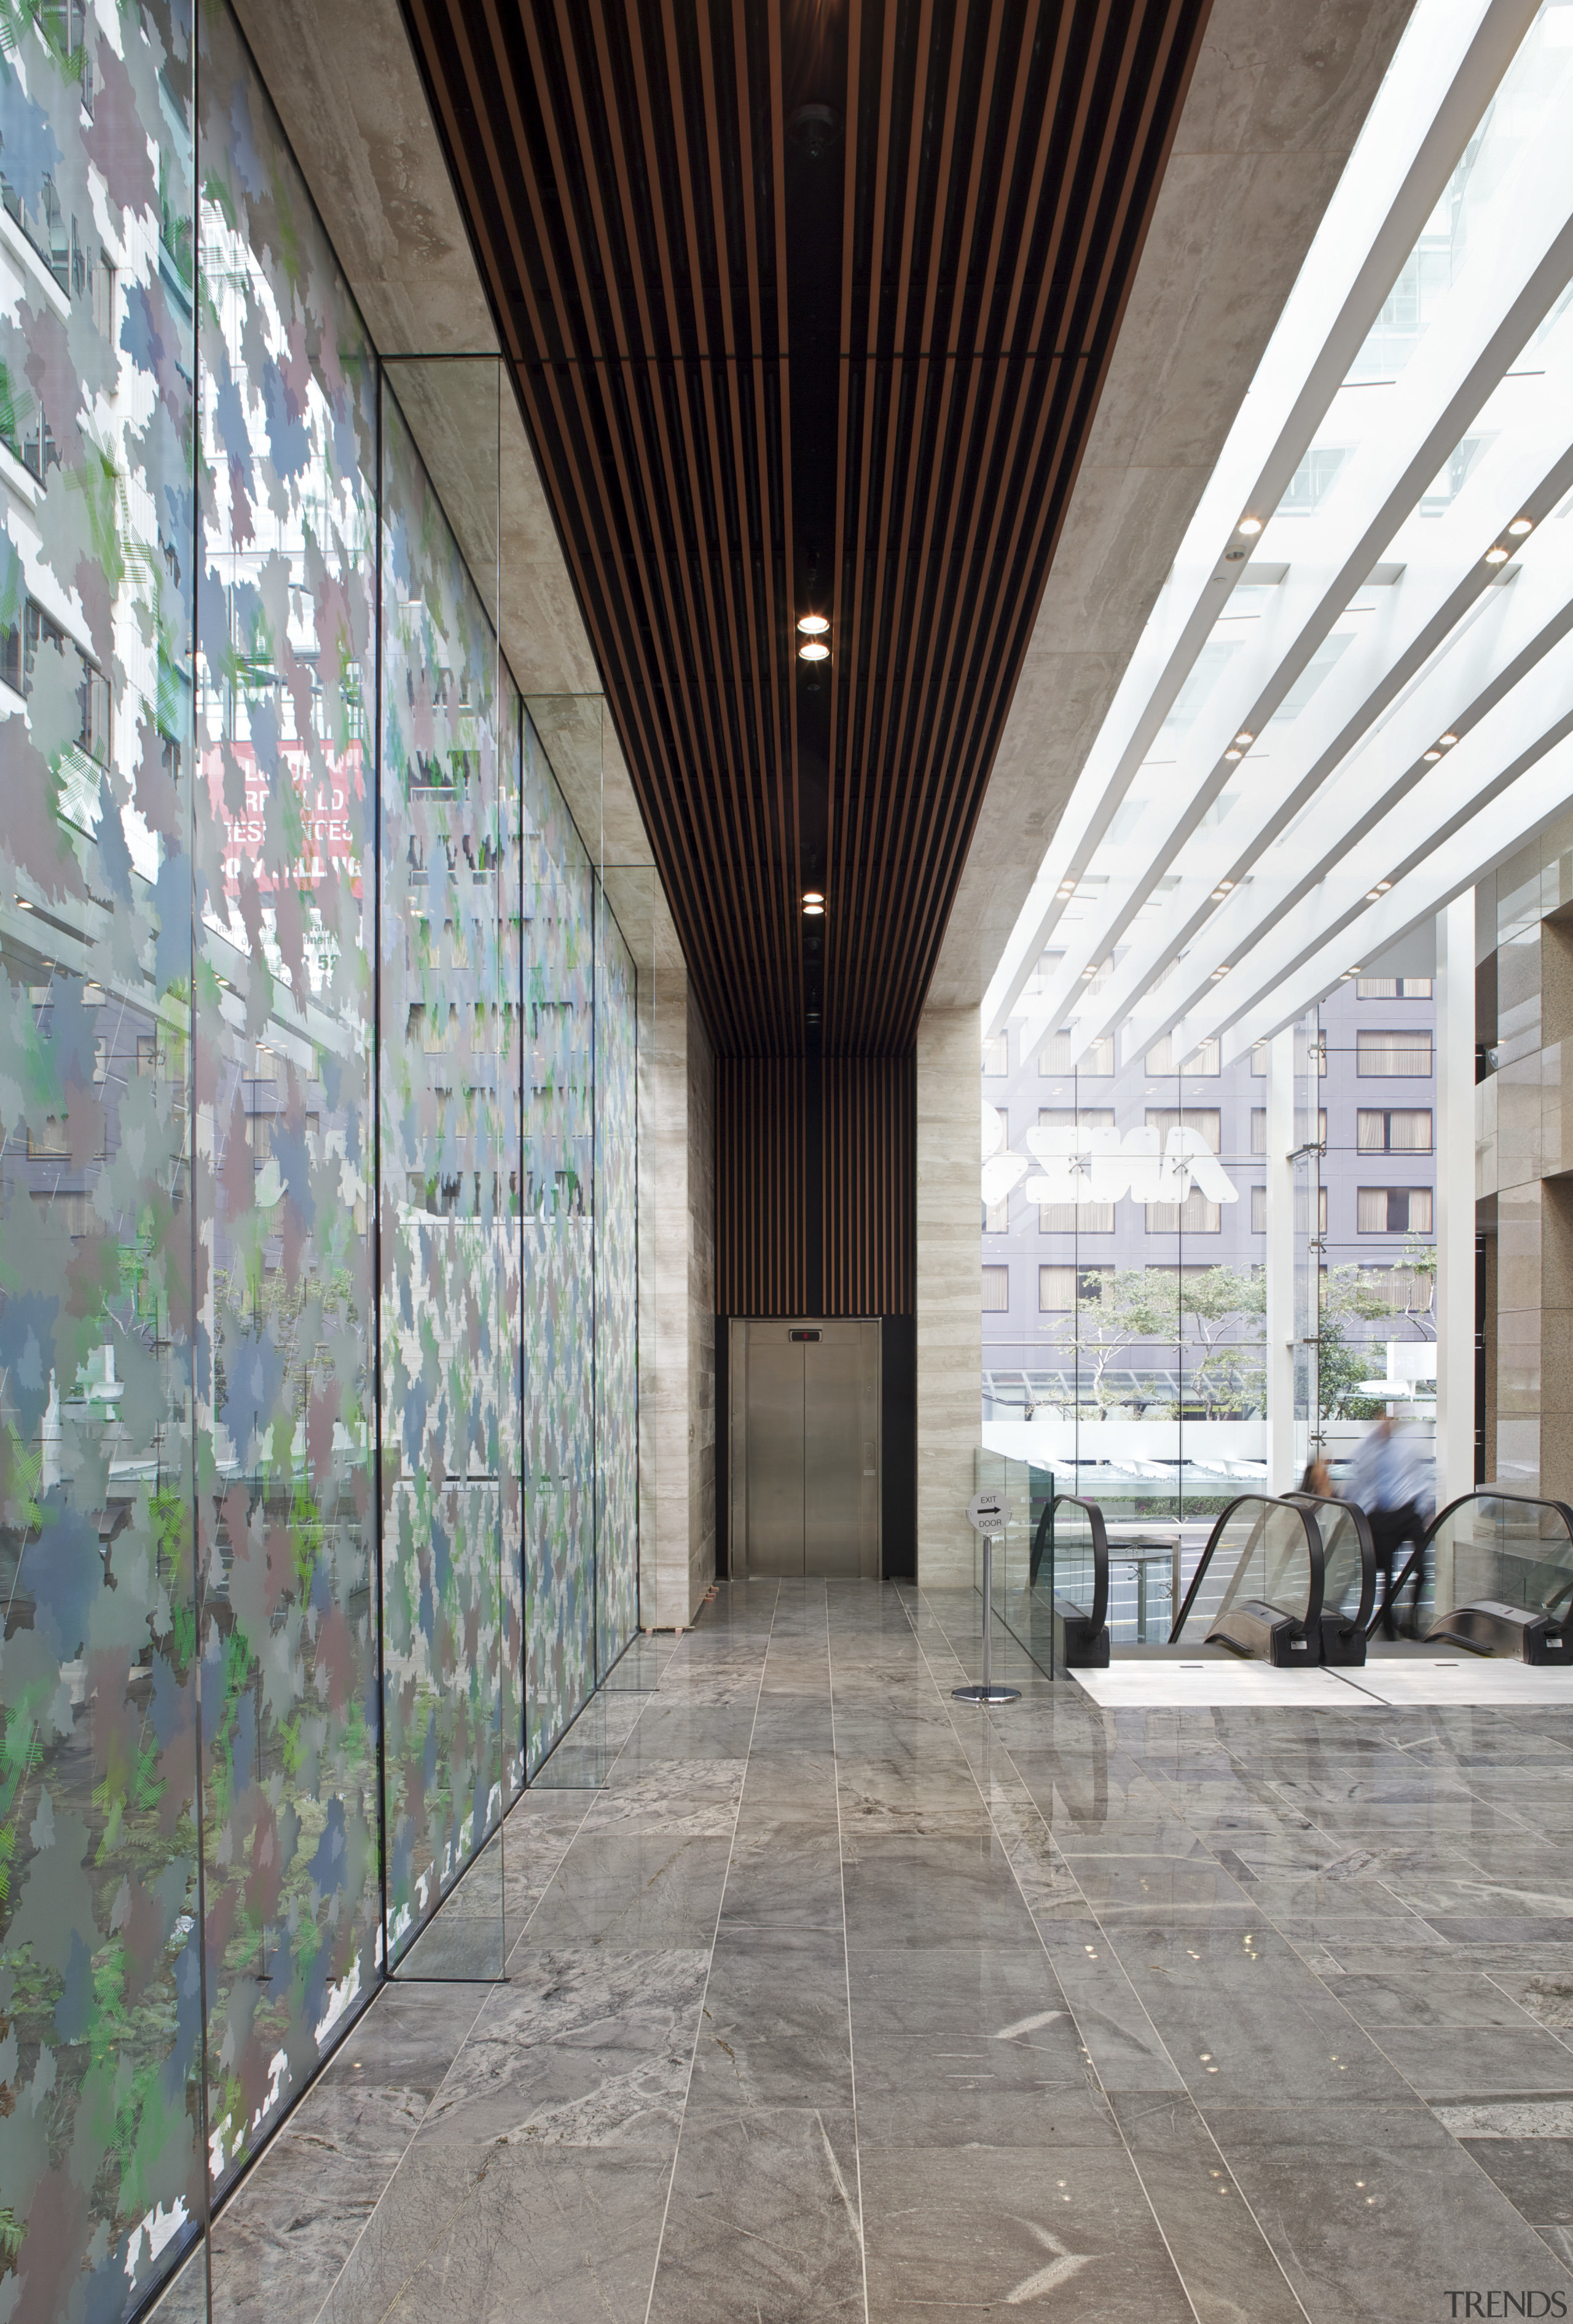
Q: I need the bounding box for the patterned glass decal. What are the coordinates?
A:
[0,3,205,2311]
[191,1,382,2204]
[0,9,636,2310]
[521,712,594,1772]
[377,382,507,1962]
[596,889,638,1675]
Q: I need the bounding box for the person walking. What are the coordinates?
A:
[1351,1415,1430,1639]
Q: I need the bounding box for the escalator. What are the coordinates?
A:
[1169,1493,1375,1666]
[1030,1494,1110,1669]
[1373,1489,1573,1662]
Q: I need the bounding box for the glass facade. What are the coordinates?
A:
[0,7,638,2312]
[981,981,1438,1532]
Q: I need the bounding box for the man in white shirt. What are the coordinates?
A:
[1351,1416,1430,1639]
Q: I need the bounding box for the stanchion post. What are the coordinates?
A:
[954,1490,1020,1705]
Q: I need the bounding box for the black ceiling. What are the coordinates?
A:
[400,0,1212,1054]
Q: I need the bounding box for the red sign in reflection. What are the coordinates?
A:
[203,740,366,897]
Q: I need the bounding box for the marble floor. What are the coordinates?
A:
[157,1580,1573,2323]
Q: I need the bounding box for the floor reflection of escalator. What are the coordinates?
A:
[1169,1493,1375,1666]
[1377,1490,1573,1662]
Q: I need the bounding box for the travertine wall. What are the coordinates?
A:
[650,906,717,1627]
[1477,811,1573,1501]
[917,1004,982,1585]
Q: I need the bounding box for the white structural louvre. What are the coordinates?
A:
[986,0,1573,1073]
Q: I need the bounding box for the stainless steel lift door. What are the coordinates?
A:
[729,1318,881,1579]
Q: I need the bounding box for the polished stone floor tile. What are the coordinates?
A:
[1108,2091,1310,2324]
[1206,2100,1573,2323]
[860,2140,1196,2322]
[187,1580,1573,2321]
[648,2104,865,2323]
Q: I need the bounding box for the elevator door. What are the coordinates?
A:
[729,1319,881,1578]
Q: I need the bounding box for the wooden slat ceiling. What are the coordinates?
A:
[401,0,1211,1056]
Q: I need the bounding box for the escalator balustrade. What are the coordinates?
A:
[1171,1493,1372,1666]
[1030,1495,1111,1669]
[1375,1490,1573,1662]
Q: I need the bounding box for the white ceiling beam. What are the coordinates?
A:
[983,0,1540,1044]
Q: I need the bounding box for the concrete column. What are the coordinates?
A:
[648,903,715,1628]
[1265,1027,1296,1493]
[917,1003,981,1586]
[1435,892,1476,1510]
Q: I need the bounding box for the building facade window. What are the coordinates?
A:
[1357,1185,1433,1232]
[1357,976,1432,998]
[1357,1107,1432,1150]
[1147,1190,1222,1233]
[1357,1029,1432,1076]
[1040,1263,1112,1310]
[1251,1184,1266,1231]
[983,1264,1010,1310]
[983,1033,1008,1074]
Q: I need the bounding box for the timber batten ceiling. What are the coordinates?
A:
[401,0,1211,1054]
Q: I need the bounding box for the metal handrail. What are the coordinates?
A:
[1284,1491,1376,1641]
[1045,1494,1110,1636]
[1169,1494,1325,1646]
[1367,1486,1573,1641]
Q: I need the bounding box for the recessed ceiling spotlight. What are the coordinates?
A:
[1485,546,1510,565]
[1233,732,1253,748]
[1423,748,1442,762]
[1210,884,1233,900]
[1340,967,1361,981]
[1211,965,1230,979]
[1237,517,1262,538]
[1508,517,1534,537]
[796,613,830,635]
[1057,881,1077,898]
[802,904,824,918]
[15,896,34,911]
[1224,748,1243,763]
[798,639,830,661]
[1367,881,1393,901]
[801,890,825,906]
[1438,732,1459,746]
[1080,965,1098,980]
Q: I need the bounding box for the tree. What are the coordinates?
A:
[1316,1264,1394,1421]
[1050,1268,1179,1418]
[1179,1265,1266,1419]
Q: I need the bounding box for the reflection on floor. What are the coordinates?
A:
[155,1582,1573,2323]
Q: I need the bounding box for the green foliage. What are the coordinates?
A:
[1049,1263,1266,1420]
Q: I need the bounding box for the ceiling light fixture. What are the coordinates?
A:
[1233,731,1253,747]
[1080,965,1098,979]
[796,613,830,635]
[1423,748,1442,762]
[1340,967,1361,981]
[801,889,825,906]
[1508,517,1534,537]
[1367,880,1393,901]
[1211,884,1233,900]
[15,897,33,911]
[1224,747,1242,762]
[1485,546,1510,565]
[1438,732,1458,746]
[802,902,824,917]
[1237,517,1262,537]
[798,639,830,662]
[1211,965,1230,979]
[1057,881,1077,897]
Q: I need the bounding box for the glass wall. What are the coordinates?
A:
[0,6,640,2312]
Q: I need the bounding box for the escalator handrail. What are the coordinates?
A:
[1365,1486,1573,1641]
[1284,1490,1376,1640]
[1169,1494,1325,1646]
[1043,1494,1110,1637]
